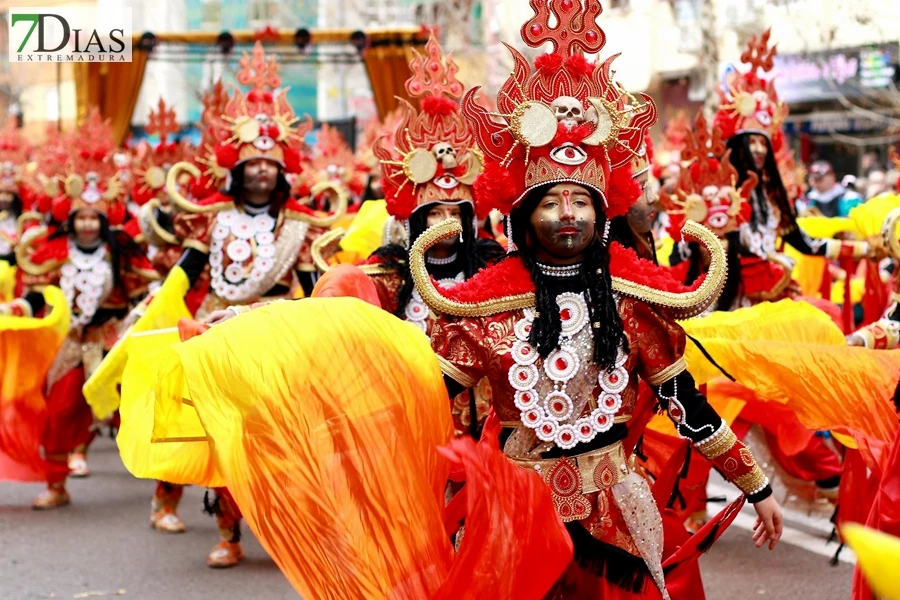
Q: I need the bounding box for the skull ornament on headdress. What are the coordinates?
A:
[463,0,657,219]
[714,30,786,152]
[660,112,756,239]
[204,41,310,175]
[374,35,485,221]
[51,108,126,225]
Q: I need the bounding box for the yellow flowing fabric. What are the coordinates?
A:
[842,524,900,600]
[341,199,390,259]
[0,286,70,481]
[656,235,675,267]
[797,216,854,239]
[680,300,900,452]
[152,298,457,598]
[848,193,900,238]
[111,267,220,486]
[84,266,192,420]
[0,260,15,302]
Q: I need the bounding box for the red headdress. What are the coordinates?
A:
[714,30,786,152]
[131,97,194,206]
[308,124,367,199]
[660,112,757,239]
[204,42,310,175]
[51,108,126,225]
[776,147,807,203]
[652,111,689,181]
[374,35,484,221]
[0,121,30,198]
[462,0,657,219]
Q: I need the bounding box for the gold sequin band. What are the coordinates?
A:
[645,356,687,386]
[437,355,477,389]
[182,238,210,254]
[734,465,769,496]
[694,422,737,461]
[509,441,629,496]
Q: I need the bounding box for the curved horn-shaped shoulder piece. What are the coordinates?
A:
[611,221,727,319]
[165,162,234,213]
[410,219,536,317]
[411,219,726,320]
[883,208,900,261]
[286,181,349,228]
[310,227,345,274]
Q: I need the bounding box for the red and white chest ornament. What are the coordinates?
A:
[60,241,112,327]
[510,292,628,450]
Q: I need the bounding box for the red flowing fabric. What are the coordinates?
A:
[854,426,900,600]
[43,367,91,484]
[311,264,382,307]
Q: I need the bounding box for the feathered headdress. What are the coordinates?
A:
[204,41,310,175]
[462,0,657,219]
[660,112,756,239]
[131,97,195,206]
[51,108,126,225]
[374,35,484,220]
[714,30,786,152]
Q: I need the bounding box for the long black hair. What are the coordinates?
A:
[726,133,796,231]
[0,191,22,217]
[372,201,488,318]
[51,210,144,291]
[508,184,629,372]
[226,160,292,218]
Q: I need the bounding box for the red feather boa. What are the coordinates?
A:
[438,242,703,306]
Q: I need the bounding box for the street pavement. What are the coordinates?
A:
[0,437,856,600]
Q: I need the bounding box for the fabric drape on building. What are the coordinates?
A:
[363,33,421,119]
[73,50,149,146]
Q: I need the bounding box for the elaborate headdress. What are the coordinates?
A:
[305,124,367,199]
[660,112,756,239]
[204,41,309,174]
[51,108,126,225]
[714,30,786,151]
[651,111,689,181]
[131,97,194,206]
[0,121,30,196]
[374,35,484,221]
[463,0,657,219]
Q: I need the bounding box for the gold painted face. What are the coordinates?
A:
[73,208,102,246]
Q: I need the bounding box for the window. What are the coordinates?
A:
[201,0,222,30]
[248,0,279,26]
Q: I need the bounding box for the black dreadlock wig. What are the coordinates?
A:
[51,211,145,292]
[508,184,629,372]
[0,191,22,217]
[226,161,292,218]
[371,201,490,319]
[726,133,796,232]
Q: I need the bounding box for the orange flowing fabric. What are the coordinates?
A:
[363,36,418,119]
[0,287,70,481]
[73,51,149,145]
[150,298,570,599]
[680,300,900,470]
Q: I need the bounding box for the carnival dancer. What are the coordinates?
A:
[159,41,346,567]
[412,3,782,597]
[711,30,887,503]
[713,30,877,310]
[5,109,156,507]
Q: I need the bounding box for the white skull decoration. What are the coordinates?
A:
[551,96,585,130]
[431,142,458,169]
